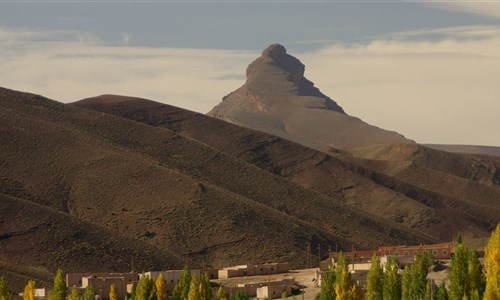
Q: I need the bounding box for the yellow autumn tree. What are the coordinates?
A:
[188,275,199,300]
[109,284,118,300]
[484,224,500,300]
[68,287,80,300]
[156,273,167,300]
[23,280,35,300]
[334,252,363,300]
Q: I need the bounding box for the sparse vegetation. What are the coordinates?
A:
[1,83,500,294]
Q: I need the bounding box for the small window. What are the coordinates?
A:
[432,250,438,257]
[413,251,419,256]
[171,280,174,283]
[442,250,448,256]
[393,252,399,257]
[404,251,409,257]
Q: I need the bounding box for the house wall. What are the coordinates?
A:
[256,285,292,299]
[67,273,138,288]
[218,269,245,279]
[84,277,127,300]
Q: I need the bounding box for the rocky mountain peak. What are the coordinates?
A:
[247,43,307,85]
[208,44,411,150]
[261,43,287,59]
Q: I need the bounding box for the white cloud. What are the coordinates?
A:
[1,26,499,147]
[0,27,255,113]
[300,27,500,146]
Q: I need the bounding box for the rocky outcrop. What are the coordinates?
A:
[208,44,410,150]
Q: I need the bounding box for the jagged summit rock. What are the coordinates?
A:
[208,44,411,150]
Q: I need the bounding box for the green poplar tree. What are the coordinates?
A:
[281,291,287,300]
[187,275,199,300]
[231,291,248,300]
[383,257,401,300]
[0,276,11,300]
[449,240,483,300]
[148,281,157,300]
[424,281,432,300]
[450,243,469,300]
[48,269,67,300]
[216,286,228,300]
[199,273,212,300]
[83,285,96,300]
[136,275,153,300]
[366,254,383,300]
[68,287,81,300]
[401,266,411,300]
[408,253,433,300]
[320,262,335,300]
[467,251,484,298]
[173,267,191,300]
[484,224,500,300]
[436,283,448,300]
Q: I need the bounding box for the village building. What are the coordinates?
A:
[221,278,294,299]
[218,263,289,279]
[66,272,138,300]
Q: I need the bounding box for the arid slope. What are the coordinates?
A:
[1,87,432,288]
[74,95,500,243]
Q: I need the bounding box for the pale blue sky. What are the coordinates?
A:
[1,1,500,146]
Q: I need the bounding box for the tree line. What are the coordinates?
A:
[1,224,499,300]
[0,267,248,300]
[317,224,500,300]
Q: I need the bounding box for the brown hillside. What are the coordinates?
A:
[0,193,180,292]
[1,87,431,289]
[73,95,499,242]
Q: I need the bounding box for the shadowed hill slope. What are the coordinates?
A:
[0,193,180,292]
[1,87,433,289]
[207,44,410,150]
[73,95,500,243]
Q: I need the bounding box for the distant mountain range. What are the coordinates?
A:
[1,44,499,292]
